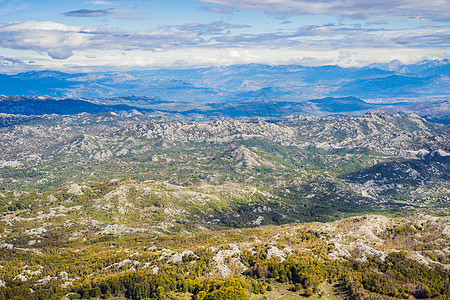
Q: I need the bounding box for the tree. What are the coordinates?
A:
[156,286,166,300]
[90,286,101,298]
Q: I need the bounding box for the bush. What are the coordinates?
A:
[304,287,314,297]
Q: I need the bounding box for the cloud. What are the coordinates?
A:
[64,8,113,17]
[201,6,233,14]
[174,21,250,35]
[0,56,37,74]
[63,8,137,18]
[197,0,450,21]
[212,23,450,51]
[225,24,250,29]
[0,56,26,66]
[0,20,447,64]
[47,49,73,60]
[295,24,374,37]
[365,20,388,26]
[83,0,118,5]
[0,21,201,59]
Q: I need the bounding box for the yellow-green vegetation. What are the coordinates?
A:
[0,204,449,300]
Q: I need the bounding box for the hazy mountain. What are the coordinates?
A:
[2,95,449,125]
[0,95,153,116]
[335,74,440,97]
[0,60,448,102]
[383,100,450,124]
[370,59,450,76]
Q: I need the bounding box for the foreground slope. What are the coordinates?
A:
[0,208,449,299]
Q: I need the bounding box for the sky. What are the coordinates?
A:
[0,0,449,73]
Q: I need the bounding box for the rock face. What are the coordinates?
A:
[67,183,84,195]
[221,146,278,168]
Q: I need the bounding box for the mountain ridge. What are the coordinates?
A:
[1,95,449,125]
[1,60,449,102]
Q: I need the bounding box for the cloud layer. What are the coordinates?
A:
[198,0,450,21]
[0,21,203,59]
[0,0,448,71]
[0,20,448,61]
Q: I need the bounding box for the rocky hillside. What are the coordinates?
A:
[0,111,448,204]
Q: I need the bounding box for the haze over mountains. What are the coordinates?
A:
[1,59,449,101]
[0,59,449,123]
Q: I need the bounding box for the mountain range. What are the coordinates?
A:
[0,60,449,102]
[1,94,449,125]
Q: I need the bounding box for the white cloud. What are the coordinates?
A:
[17,47,448,73]
[0,20,258,60]
[0,21,202,59]
[201,6,233,14]
[197,0,450,21]
[83,0,118,5]
[0,20,448,69]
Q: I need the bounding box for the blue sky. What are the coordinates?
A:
[0,0,449,73]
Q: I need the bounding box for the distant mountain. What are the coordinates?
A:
[383,100,450,124]
[174,96,380,118]
[1,95,449,125]
[0,60,449,102]
[308,96,374,112]
[335,74,435,97]
[369,59,450,76]
[0,95,153,116]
